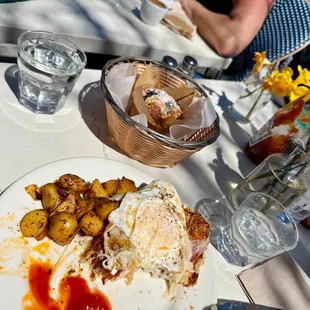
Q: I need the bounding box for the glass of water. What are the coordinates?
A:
[17,30,87,114]
[217,192,299,267]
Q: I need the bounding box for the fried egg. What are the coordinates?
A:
[103,180,194,288]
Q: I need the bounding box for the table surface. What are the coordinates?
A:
[0,0,232,69]
[0,62,309,305]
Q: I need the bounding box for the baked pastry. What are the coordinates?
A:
[141,86,182,122]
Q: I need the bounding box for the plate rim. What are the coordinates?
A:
[0,156,218,309]
[0,156,154,197]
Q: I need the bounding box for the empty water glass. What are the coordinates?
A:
[17,30,87,114]
[217,192,299,267]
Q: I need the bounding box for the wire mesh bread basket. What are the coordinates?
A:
[100,57,220,168]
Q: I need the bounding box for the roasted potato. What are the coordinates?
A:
[76,198,95,220]
[20,210,49,238]
[53,193,76,214]
[41,183,61,214]
[116,177,137,195]
[55,182,71,198]
[79,211,104,237]
[95,198,119,222]
[102,179,119,197]
[87,179,109,198]
[58,174,88,192]
[48,212,78,246]
[35,231,47,241]
[25,184,41,200]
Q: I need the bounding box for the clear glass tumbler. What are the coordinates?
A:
[17,30,87,114]
[217,192,299,267]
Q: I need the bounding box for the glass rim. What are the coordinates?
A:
[242,192,299,248]
[17,30,87,75]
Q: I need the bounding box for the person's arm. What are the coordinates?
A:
[180,0,274,57]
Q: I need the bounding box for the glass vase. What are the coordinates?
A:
[230,69,271,122]
[230,146,310,210]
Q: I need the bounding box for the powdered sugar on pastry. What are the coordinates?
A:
[141,87,182,121]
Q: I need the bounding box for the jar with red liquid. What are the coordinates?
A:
[247,96,310,165]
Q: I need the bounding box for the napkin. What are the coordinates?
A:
[162,1,196,40]
[237,253,310,309]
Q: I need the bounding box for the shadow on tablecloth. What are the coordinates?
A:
[4,64,19,101]
[78,81,126,156]
[194,85,258,224]
[2,64,82,132]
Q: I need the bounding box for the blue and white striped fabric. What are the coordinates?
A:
[235,0,310,81]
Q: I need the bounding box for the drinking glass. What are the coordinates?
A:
[217,192,299,267]
[17,30,87,114]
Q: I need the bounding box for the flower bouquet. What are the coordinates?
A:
[231,51,310,122]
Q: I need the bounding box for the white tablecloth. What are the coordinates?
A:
[0,62,308,304]
[0,0,231,69]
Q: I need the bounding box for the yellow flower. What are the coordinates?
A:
[287,66,310,101]
[271,80,294,97]
[262,70,277,90]
[263,68,294,97]
[252,51,271,73]
[294,65,310,87]
[290,86,310,101]
[281,67,294,77]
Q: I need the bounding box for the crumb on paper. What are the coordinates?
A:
[190,306,195,310]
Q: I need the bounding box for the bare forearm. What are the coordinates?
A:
[185,0,274,57]
[190,2,241,57]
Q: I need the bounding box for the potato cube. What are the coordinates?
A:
[79,211,104,237]
[87,179,109,198]
[75,198,95,220]
[95,198,119,222]
[102,179,119,197]
[116,177,137,195]
[25,184,41,200]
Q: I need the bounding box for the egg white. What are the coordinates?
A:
[106,180,193,283]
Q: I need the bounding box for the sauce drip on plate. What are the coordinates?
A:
[24,261,111,310]
[59,277,110,310]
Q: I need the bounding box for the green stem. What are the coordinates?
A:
[245,89,264,121]
[240,85,263,99]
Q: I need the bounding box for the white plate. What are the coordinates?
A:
[0,157,217,309]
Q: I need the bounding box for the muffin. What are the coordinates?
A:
[141,86,182,122]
